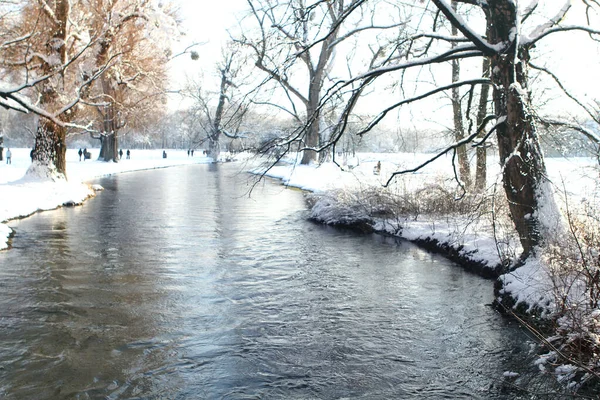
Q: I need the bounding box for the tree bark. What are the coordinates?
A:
[451,0,471,187]
[474,57,491,191]
[301,94,321,165]
[99,98,119,162]
[31,119,67,177]
[486,1,555,258]
[29,0,70,179]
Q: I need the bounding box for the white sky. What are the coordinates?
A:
[167,0,600,129]
[168,0,248,99]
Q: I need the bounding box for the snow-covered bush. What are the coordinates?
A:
[538,206,600,386]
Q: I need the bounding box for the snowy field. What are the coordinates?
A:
[0,148,212,249]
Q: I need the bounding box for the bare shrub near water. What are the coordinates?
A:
[309,176,517,249]
[539,200,600,387]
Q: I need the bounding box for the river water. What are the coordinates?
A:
[0,164,535,399]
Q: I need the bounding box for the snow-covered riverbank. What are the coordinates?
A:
[261,153,600,277]
[0,148,212,249]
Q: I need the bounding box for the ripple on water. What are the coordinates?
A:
[0,164,538,399]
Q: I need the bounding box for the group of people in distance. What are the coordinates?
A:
[77,148,131,161]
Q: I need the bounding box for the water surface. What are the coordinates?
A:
[0,164,533,399]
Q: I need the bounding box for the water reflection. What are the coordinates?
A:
[0,164,536,399]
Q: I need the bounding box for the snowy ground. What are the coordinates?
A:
[0,148,212,249]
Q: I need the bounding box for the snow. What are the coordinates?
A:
[0,148,213,249]
[498,256,555,314]
[523,1,572,45]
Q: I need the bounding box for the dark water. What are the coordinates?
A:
[0,164,535,399]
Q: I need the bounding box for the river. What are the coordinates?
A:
[0,164,536,399]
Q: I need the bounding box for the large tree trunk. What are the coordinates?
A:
[27,0,70,179]
[208,136,220,162]
[474,57,491,191]
[99,100,119,162]
[451,0,471,188]
[301,96,320,165]
[30,119,67,178]
[487,1,559,259]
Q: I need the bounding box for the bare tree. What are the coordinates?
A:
[185,45,249,162]
[1,0,96,178]
[0,0,176,176]
[450,0,471,188]
[238,0,403,165]
[474,56,490,191]
[304,1,600,260]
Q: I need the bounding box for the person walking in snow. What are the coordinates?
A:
[126,149,130,159]
[119,149,123,159]
[6,148,11,164]
[78,148,83,161]
[373,161,381,175]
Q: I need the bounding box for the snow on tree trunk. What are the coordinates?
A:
[487,0,562,259]
[28,120,67,180]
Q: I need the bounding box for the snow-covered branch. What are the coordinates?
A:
[524,24,600,45]
[432,0,501,55]
[524,0,571,45]
[342,44,482,88]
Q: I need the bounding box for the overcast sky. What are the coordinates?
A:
[167,0,600,128]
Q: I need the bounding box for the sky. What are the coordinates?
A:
[166,0,600,128]
[168,0,248,104]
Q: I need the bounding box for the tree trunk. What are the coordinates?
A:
[208,136,220,162]
[99,101,119,162]
[451,0,471,188]
[487,1,559,258]
[30,119,67,178]
[301,98,320,165]
[27,0,70,179]
[474,57,491,191]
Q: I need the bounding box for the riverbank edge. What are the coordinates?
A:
[258,171,543,321]
[307,214,504,279]
[0,183,98,250]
